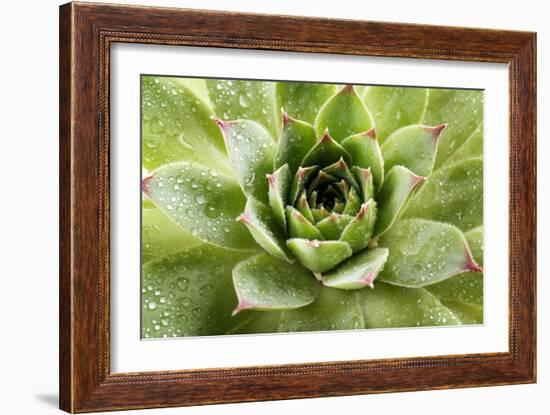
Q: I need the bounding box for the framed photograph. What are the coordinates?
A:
[59,2,536,412]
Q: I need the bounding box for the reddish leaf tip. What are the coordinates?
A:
[411,173,426,188]
[281,110,292,127]
[341,84,355,94]
[356,203,369,219]
[141,174,153,195]
[232,299,253,316]
[320,129,333,143]
[336,157,347,169]
[365,127,377,139]
[462,249,483,273]
[424,124,447,140]
[213,117,231,130]
[237,213,251,224]
[361,272,376,289]
[293,210,306,222]
[267,174,276,187]
[213,118,234,143]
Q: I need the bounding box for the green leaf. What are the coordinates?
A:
[301,131,353,167]
[286,239,353,273]
[278,287,366,332]
[143,161,256,251]
[352,167,374,202]
[232,254,320,314]
[206,79,279,137]
[173,77,212,108]
[322,248,389,290]
[360,282,461,328]
[381,124,445,177]
[364,86,429,143]
[316,213,353,240]
[286,206,324,240]
[403,157,483,231]
[422,88,483,169]
[276,82,337,124]
[373,166,424,237]
[142,205,201,264]
[297,191,315,223]
[378,218,482,287]
[142,76,229,172]
[311,207,330,223]
[341,130,384,190]
[425,273,483,324]
[216,119,275,204]
[446,123,483,165]
[340,200,377,252]
[141,244,252,338]
[342,187,361,216]
[267,164,291,228]
[314,85,374,142]
[230,287,367,334]
[289,166,319,205]
[425,225,483,324]
[275,113,318,174]
[238,197,293,263]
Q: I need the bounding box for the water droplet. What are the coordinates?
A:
[180,297,193,307]
[148,301,157,310]
[239,94,251,108]
[177,278,190,292]
[205,204,218,218]
[199,284,213,297]
[195,194,206,205]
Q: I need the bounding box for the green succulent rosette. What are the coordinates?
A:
[141,77,484,338]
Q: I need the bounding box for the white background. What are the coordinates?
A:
[1,0,547,414]
[111,45,509,372]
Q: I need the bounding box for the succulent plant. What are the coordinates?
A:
[141,76,484,338]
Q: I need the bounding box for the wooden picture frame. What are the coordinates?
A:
[59,2,536,412]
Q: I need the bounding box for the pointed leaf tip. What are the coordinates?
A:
[320,129,332,143]
[232,300,252,316]
[378,219,482,287]
[266,173,276,187]
[341,84,355,93]
[463,249,483,273]
[236,212,249,223]
[366,127,376,139]
[281,110,292,127]
[321,248,388,290]
[411,173,426,187]
[141,174,153,195]
[213,117,232,132]
[364,273,376,289]
[232,254,320,313]
[356,202,369,218]
[424,123,447,140]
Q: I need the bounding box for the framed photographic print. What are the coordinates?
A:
[59,2,537,412]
